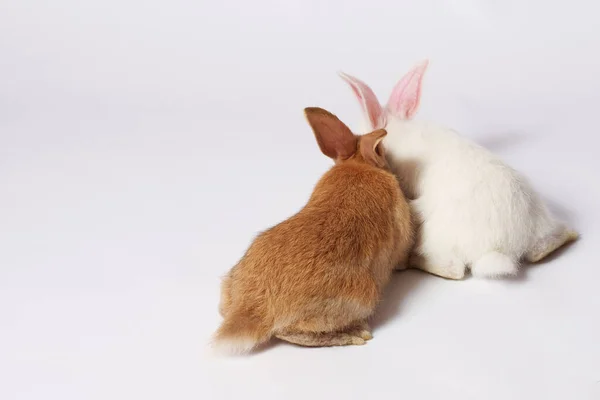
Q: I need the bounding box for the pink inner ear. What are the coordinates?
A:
[386,60,429,120]
[338,72,386,130]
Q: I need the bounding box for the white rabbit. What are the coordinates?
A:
[338,60,578,279]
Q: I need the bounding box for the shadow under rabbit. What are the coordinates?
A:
[370,269,435,330]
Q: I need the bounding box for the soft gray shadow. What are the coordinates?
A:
[474,130,535,153]
[370,269,431,330]
[502,236,580,285]
[543,196,579,227]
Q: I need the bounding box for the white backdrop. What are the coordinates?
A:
[1,1,599,399]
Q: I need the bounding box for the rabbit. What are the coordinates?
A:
[338,60,578,280]
[212,107,414,355]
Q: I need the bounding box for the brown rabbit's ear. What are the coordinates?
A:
[304,107,357,160]
[360,129,388,167]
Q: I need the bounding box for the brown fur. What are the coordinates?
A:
[212,107,414,354]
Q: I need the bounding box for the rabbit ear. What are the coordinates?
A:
[360,129,388,168]
[304,107,357,161]
[338,71,386,130]
[385,60,429,119]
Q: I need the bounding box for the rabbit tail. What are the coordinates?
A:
[211,308,271,355]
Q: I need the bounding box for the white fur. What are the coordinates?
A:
[211,336,258,356]
[382,117,567,278]
[340,63,577,279]
[471,251,518,278]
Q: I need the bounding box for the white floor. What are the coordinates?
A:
[1,1,599,399]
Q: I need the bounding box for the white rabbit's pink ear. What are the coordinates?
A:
[338,71,386,130]
[385,60,429,119]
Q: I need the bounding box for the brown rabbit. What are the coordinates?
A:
[212,107,413,354]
